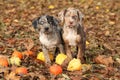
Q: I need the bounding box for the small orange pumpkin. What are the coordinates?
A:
[49,64,62,75]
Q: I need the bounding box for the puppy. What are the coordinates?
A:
[58,8,86,63]
[32,15,64,66]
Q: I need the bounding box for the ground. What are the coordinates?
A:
[0,0,120,80]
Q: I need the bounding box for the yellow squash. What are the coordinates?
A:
[37,52,53,62]
[67,58,82,71]
[55,53,67,65]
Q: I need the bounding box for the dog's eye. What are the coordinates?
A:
[39,21,44,25]
[72,15,77,19]
[49,21,53,24]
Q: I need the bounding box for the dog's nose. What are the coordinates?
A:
[45,27,49,31]
[70,22,73,24]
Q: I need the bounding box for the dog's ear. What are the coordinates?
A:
[53,17,59,26]
[32,17,41,29]
[77,9,84,25]
[58,9,67,23]
[46,15,59,26]
[32,19,38,29]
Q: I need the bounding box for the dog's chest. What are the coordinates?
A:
[65,29,78,46]
[39,34,58,49]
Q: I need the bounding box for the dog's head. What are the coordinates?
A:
[58,7,83,28]
[32,15,59,34]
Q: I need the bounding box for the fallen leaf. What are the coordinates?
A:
[57,77,66,80]
[116,58,120,64]
[30,6,35,9]
[48,5,55,9]
[89,76,100,80]
[29,72,47,80]
[23,38,34,50]
[7,38,16,44]
[86,41,90,45]
[82,64,92,72]
[62,74,70,79]
[13,19,19,23]
[10,57,21,66]
[109,21,115,25]
[5,71,20,80]
[94,55,114,66]
[38,74,47,80]
[70,76,82,80]
[105,30,110,36]
[95,6,100,10]
[103,43,114,51]
[106,9,109,12]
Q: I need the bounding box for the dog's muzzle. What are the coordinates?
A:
[45,27,49,31]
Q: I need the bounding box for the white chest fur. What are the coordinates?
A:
[65,29,78,46]
[39,33,58,49]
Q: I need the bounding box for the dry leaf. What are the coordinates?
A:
[5,71,20,80]
[94,55,114,66]
[103,43,114,51]
[86,41,90,45]
[62,74,70,79]
[38,74,47,80]
[82,64,92,72]
[7,38,16,44]
[109,21,115,25]
[48,5,55,9]
[95,6,100,10]
[116,58,120,64]
[70,76,82,80]
[29,72,46,80]
[23,38,34,50]
[106,9,109,12]
[89,76,100,80]
[105,30,110,36]
[58,78,66,80]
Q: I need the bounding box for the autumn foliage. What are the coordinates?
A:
[0,57,9,67]
[12,50,23,59]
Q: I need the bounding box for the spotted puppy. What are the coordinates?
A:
[58,8,86,63]
[32,15,64,66]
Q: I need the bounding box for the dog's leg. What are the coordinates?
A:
[53,48,58,61]
[66,44,72,59]
[42,46,51,66]
[58,44,65,53]
[77,44,84,63]
[61,44,72,68]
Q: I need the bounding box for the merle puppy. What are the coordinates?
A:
[32,15,64,66]
[58,7,86,63]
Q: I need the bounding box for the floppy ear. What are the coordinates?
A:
[77,9,84,25]
[32,16,41,29]
[46,15,59,26]
[58,9,67,23]
[32,19,38,29]
[53,17,59,26]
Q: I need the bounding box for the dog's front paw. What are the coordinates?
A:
[61,57,71,69]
